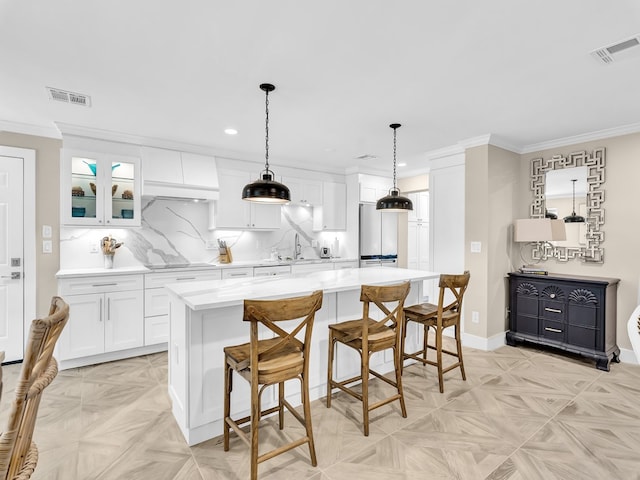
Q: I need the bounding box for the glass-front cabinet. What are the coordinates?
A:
[62,149,141,226]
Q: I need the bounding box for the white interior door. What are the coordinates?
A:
[0,156,24,362]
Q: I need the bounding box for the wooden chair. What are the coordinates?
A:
[326,282,410,436]
[223,290,323,480]
[0,296,69,480]
[627,304,640,364]
[401,271,470,393]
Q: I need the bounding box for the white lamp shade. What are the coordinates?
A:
[514,218,567,242]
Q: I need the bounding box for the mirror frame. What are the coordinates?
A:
[529,148,606,263]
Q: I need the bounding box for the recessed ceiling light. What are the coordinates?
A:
[224,128,238,135]
[397,162,407,167]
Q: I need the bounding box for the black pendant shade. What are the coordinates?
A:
[563,179,585,223]
[242,173,290,203]
[376,189,413,211]
[377,123,413,212]
[242,83,291,204]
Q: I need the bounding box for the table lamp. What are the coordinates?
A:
[513,218,567,273]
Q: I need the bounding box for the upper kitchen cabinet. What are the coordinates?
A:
[141,147,218,200]
[359,176,393,203]
[407,191,429,222]
[62,149,141,227]
[216,170,281,229]
[313,182,346,231]
[281,176,323,206]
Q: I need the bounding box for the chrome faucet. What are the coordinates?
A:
[294,233,302,260]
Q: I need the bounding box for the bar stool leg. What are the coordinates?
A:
[394,346,407,418]
[326,332,335,408]
[435,326,444,394]
[456,323,466,380]
[223,359,232,451]
[278,381,285,429]
[301,374,318,466]
[362,351,370,437]
[423,324,429,361]
[250,382,260,480]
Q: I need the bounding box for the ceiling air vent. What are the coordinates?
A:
[355,154,377,160]
[46,87,92,107]
[591,35,640,65]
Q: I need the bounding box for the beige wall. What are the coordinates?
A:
[464,145,520,339]
[520,132,640,351]
[0,132,61,317]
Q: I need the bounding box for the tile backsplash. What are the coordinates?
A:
[60,198,347,269]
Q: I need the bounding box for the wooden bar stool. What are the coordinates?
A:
[223,290,323,480]
[326,282,410,436]
[401,271,470,393]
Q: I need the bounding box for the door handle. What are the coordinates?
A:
[1,272,21,280]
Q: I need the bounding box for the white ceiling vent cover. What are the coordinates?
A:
[46,87,92,107]
[591,35,640,64]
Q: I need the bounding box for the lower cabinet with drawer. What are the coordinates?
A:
[144,269,222,345]
[57,274,145,363]
[507,272,620,371]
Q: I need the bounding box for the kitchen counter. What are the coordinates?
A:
[56,258,357,278]
[166,266,435,310]
[167,267,438,445]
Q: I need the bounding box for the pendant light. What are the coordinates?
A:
[376,123,413,212]
[242,83,291,204]
[563,179,585,223]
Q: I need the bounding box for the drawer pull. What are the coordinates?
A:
[545,327,562,333]
[92,283,118,287]
[229,273,247,277]
[545,308,562,313]
[176,277,197,281]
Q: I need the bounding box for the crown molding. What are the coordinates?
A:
[521,121,640,154]
[0,120,61,139]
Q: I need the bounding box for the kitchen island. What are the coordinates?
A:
[166,267,438,445]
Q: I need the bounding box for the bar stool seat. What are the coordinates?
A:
[223,290,323,480]
[326,282,411,436]
[401,271,470,393]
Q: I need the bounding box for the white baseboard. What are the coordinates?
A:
[462,331,639,365]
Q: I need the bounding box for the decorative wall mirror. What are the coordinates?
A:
[529,148,605,263]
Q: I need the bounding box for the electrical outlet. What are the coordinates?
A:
[471,311,480,324]
[205,240,217,250]
[89,242,99,254]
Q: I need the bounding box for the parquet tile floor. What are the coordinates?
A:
[2,341,639,479]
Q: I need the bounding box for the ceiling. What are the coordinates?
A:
[2,1,640,176]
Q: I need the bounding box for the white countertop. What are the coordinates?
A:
[166,267,439,310]
[56,258,358,278]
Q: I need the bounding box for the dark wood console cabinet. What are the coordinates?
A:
[507,272,620,371]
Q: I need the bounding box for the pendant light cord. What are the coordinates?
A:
[571,179,576,215]
[392,126,397,191]
[264,88,270,175]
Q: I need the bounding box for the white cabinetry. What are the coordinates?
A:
[407,191,429,222]
[221,267,253,279]
[144,269,222,345]
[334,260,359,269]
[216,170,281,229]
[141,147,218,199]
[62,149,141,227]
[291,263,332,275]
[313,182,346,231]
[253,265,291,277]
[281,177,323,206]
[359,178,392,203]
[57,275,144,361]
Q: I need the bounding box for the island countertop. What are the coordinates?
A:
[165,267,439,310]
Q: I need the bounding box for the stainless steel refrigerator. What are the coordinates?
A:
[359,203,398,267]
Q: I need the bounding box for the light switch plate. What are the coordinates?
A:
[470,241,482,253]
[42,225,52,238]
[42,240,53,254]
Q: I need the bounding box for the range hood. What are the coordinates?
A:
[141,147,219,200]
